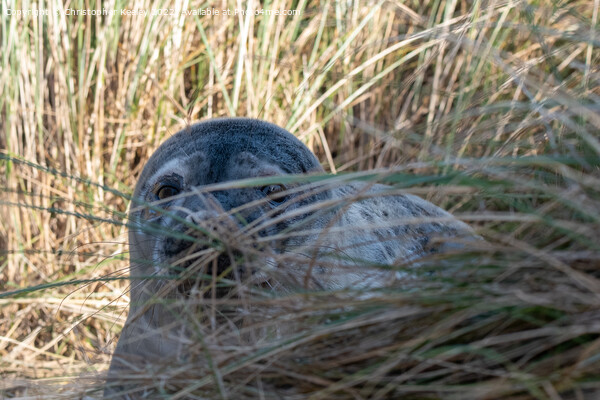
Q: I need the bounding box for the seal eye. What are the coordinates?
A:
[156,185,180,200]
[261,184,287,203]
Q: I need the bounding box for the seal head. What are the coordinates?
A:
[105,118,477,398]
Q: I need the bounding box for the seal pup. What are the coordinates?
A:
[104,118,476,398]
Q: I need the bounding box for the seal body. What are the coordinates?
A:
[104,118,476,398]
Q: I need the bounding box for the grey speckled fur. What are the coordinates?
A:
[104,118,477,398]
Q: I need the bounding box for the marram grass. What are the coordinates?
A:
[1,0,599,398]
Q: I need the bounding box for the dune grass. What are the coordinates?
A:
[1,0,599,398]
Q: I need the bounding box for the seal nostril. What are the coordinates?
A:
[186,210,215,225]
[185,213,200,225]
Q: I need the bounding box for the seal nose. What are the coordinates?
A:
[185,209,219,225]
[184,207,240,237]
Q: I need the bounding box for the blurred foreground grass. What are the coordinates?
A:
[1,0,599,398]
